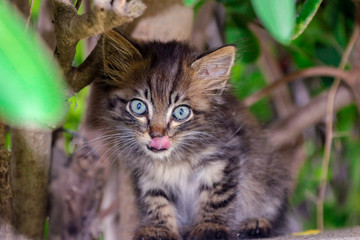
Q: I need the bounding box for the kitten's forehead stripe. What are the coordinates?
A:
[174,94,180,104]
[116,96,127,104]
[146,77,154,104]
[169,89,174,106]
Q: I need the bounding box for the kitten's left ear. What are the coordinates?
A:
[191,45,236,92]
[102,30,142,79]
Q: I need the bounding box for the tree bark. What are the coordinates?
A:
[10,129,51,240]
[0,123,13,239]
[52,0,146,92]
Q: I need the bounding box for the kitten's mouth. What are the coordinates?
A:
[147,136,170,153]
[147,145,168,152]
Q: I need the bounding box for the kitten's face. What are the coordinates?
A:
[109,87,195,160]
[99,31,235,162]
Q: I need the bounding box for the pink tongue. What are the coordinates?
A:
[149,136,170,150]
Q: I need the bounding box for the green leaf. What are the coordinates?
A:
[251,0,295,44]
[0,1,66,128]
[183,0,201,7]
[292,0,324,40]
[226,13,260,63]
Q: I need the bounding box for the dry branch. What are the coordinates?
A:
[52,0,146,91]
[268,86,354,150]
[244,66,354,107]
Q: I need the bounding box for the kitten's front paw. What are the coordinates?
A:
[187,222,229,240]
[133,226,178,240]
[236,218,272,239]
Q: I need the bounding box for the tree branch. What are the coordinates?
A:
[267,86,354,150]
[66,41,102,92]
[243,66,354,107]
[317,2,360,231]
[52,0,146,91]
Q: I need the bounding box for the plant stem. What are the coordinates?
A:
[316,5,360,231]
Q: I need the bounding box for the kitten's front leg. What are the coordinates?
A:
[134,188,179,240]
[187,167,237,240]
[187,187,234,240]
[236,218,272,239]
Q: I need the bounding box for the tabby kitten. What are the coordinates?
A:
[86,30,292,240]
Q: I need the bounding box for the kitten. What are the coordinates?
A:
[85,30,292,240]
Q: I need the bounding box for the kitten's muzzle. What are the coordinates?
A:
[148,136,170,152]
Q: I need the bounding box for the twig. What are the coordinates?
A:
[244,66,354,107]
[316,5,360,231]
[25,0,34,30]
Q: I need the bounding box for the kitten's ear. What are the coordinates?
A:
[191,46,236,92]
[102,30,142,78]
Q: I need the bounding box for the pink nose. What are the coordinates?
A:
[149,136,170,150]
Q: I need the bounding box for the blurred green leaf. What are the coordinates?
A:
[226,13,260,63]
[251,0,295,44]
[183,0,201,7]
[230,65,273,122]
[292,0,324,40]
[63,86,89,155]
[222,0,256,20]
[0,1,66,128]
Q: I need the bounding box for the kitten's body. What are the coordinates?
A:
[85,30,292,240]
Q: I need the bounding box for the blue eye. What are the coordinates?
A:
[130,99,147,116]
[172,105,191,121]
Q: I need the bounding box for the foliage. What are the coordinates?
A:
[0,1,66,128]
[292,0,324,40]
[251,0,296,44]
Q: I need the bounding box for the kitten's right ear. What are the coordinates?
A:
[191,45,236,94]
[102,30,142,79]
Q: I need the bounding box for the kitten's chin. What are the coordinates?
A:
[147,145,169,153]
[144,145,172,160]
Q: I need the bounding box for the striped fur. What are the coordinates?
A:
[85,30,292,240]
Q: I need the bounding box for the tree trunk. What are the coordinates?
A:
[0,123,13,239]
[11,129,51,240]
